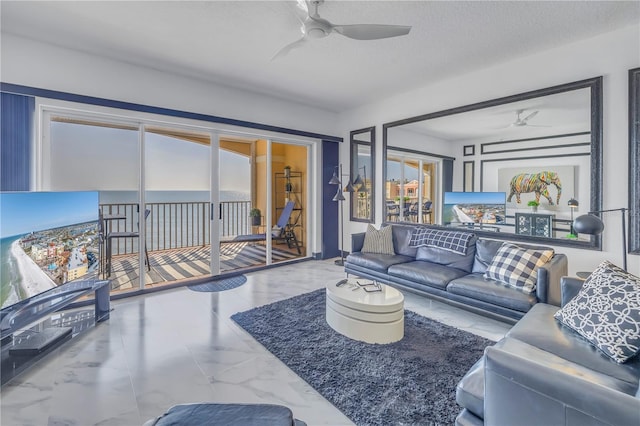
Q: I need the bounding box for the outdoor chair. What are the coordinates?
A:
[232,200,301,254]
[105,208,151,277]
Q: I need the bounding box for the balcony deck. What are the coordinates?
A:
[107,242,302,292]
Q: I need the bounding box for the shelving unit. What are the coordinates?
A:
[274,171,303,251]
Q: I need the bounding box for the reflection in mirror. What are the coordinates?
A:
[385,149,438,224]
[383,77,602,249]
[463,161,474,192]
[349,127,375,222]
[630,68,640,254]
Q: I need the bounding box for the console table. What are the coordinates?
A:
[515,213,555,238]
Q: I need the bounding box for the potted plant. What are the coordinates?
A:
[249,208,261,226]
[283,165,291,178]
[527,200,540,212]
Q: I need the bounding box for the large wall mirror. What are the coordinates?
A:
[383,77,603,250]
[630,68,640,254]
[350,127,375,223]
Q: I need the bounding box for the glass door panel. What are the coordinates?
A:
[144,126,211,286]
[385,156,402,222]
[46,116,140,295]
[219,138,256,273]
[271,142,306,263]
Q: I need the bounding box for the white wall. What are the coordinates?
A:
[340,24,640,277]
[1,34,340,136]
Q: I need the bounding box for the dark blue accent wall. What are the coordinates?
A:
[443,158,454,193]
[322,140,340,259]
[1,93,34,191]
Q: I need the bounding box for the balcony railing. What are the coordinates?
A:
[100,201,252,255]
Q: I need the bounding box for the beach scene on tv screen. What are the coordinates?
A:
[0,191,99,309]
[443,192,506,225]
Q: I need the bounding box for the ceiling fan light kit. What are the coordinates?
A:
[272,0,411,59]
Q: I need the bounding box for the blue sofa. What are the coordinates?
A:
[344,224,568,323]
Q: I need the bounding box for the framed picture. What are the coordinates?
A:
[463,145,475,156]
[481,154,590,213]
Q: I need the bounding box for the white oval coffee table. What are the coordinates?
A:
[325,278,404,344]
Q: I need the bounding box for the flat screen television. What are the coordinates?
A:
[0,191,99,310]
[443,192,506,225]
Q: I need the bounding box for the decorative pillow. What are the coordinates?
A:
[554,261,640,363]
[362,224,395,255]
[271,225,282,238]
[408,228,474,255]
[484,243,554,294]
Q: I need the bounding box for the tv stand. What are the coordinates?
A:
[1,279,110,385]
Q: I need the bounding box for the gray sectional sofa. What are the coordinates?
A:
[344,224,568,323]
[456,277,640,426]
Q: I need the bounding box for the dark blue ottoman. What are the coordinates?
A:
[144,403,307,426]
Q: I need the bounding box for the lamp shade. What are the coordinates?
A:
[568,198,579,208]
[573,214,605,235]
[328,168,341,185]
[344,180,356,193]
[332,187,345,201]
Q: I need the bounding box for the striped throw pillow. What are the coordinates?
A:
[362,224,395,255]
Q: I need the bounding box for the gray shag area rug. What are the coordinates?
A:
[188,275,247,292]
[231,288,493,426]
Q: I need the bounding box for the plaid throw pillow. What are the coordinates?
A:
[409,228,474,255]
[484,243,554,294]
[362,224,395,255]
[554,261,640,363]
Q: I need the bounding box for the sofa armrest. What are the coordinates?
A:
[560,276,585,307]
[351,232,366,253]
[535,253,567,306]
[484,339,640,426]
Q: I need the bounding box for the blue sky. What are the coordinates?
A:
[0,191,98,238]
[444,191,506,205]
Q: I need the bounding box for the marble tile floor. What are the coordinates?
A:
[0,259,511,426]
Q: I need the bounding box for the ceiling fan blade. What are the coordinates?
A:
[271,36,307,61]
[333,24,411,40]
[522,110,539,122]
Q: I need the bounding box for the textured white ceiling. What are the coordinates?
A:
[2,1,638,112]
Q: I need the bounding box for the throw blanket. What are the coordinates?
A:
[409,228,474,255]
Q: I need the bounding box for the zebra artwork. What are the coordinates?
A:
[507,171,562,205]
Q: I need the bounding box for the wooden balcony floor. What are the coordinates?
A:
[106,242,303,292]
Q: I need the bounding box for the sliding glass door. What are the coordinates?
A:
[45,115,141,294]
[385,150,439,224]
[41,104,316,292]
[144,126,211,286]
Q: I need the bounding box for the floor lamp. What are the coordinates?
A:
[329,164,356,266]
[573,207,628,271]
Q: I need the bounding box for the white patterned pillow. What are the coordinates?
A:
[361,224,395,255]
[484,243,554,294]
[554,261,640,363]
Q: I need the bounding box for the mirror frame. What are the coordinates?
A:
[630,68,640,254]
[382,77,603,250]
[349,126,375,223]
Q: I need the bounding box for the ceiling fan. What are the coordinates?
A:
[272,0,412,60]
[506,109,550,128]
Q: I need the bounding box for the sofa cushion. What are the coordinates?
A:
[508,303,640,385]
[391,224,418,257]
[472,239,504,274]
[554,261,640,364]
[484,243,554,294]
[447,274,537,313]
[345,252,413,273]
[456,357,486,420]
[362,224,395,255]
[388,260,468,290]
[409,227,475,255]
[416,241,476,274]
